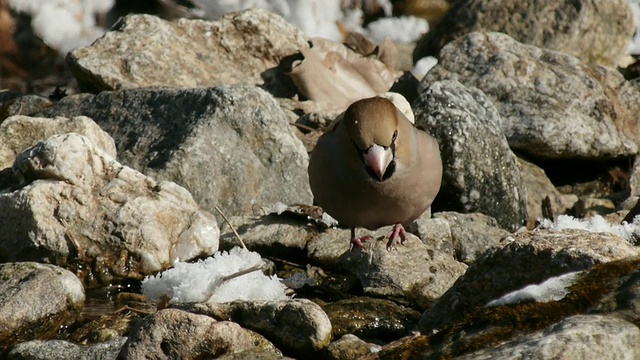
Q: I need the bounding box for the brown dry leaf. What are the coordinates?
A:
[344,31,378,56]
[0,0,17,56]
[405,0,451,25]
[285,36,402,112]
[0,0,23,80]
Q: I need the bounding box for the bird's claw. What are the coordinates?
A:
[386,224,407,251]
[350,235,373,251]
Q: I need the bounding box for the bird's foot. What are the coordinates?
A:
[386,223,407,251]
[350,235,373,251]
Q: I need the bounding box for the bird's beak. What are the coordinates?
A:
[363,144,393,180]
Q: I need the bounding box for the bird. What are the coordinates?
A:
[308,96,442,250]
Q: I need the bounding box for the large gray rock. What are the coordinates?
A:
[591,264,640,325]
[0,133,219,285]
[324,334,381,360]
[413,79,527,230]
[7,338,126,360]
[219,215,314,258]
[417,229,640,333]
[118,309,264,359]
[67,10,308,92]
[628,156,640,196]
[424,32,640,160]
[181,299,332,356]
[340,228,467,310]
[518,157,578,227]
[305,226,360,270]
[369,258,640,359]
[407,215,454,257]
[413,0,635,67]
[433,212,510,263]
[456,315,640,360]
[35,85,312,217]
[0,115,116,170]
[0,263,84,353]
[322,297,421,341]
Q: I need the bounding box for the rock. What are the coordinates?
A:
[0,133,219,285]
[417,229,640,333]
[591,263,640,325]
[413,0,635,67]
[68,312,134,345]
[413,79,527,230]
[0,262,84,353]
[518,158,578,227]
[433,212,510,263]
[322,297,421,341]
[35,85,312,217]
[618,196,639,212]
[118,308,264,359]
[573,197,617,218]
[180,299,332,356]
[407,215,454,257]
[67,10,308,92]
[215,348,293,360]
[373,258,640,359]
[324,334,381,360]
[455,315,640,360]
[629,156,640,196]
[0,95,52,120]
[0,115,116,170]
[424,32,640,160]
[7,338,126,360]
[219,215,314,259]
[339,228,467,309]
[306,227,354,270]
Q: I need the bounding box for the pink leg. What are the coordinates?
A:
[386,223,407,250]
[350,228,373,251]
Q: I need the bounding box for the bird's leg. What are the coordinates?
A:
[350,228,373,251]
[386,223,407,250]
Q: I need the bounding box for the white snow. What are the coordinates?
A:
[8,0,115,55]
[203,0,344,41]
[538,214,640,244]
[285,0,343,41]
[9,0,434,57]
[412,56,438,80]
[365,16,429,44]
[487,271,582,307]
[205,0,429,43]
[142,247,290,304]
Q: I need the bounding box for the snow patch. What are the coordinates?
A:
[365,16,428,44]
[487,271,582,307]
[9,0,114,54]
[538,214,640,244]
[412,56,438,80]
[142,247,289,304]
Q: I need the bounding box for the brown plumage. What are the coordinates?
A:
[308,96,443,249]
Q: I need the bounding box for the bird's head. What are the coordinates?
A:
[344,97,400,181]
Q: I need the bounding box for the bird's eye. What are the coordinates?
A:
[392,130,398,142]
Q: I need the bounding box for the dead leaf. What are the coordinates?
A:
[285,37,402,112]
[0,0,17,56]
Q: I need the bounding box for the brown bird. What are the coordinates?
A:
[308,96,442,250]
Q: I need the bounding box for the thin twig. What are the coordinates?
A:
[214,205,246,250]
[205,264,265,302]
[114,305,154,316]
[220,264,264,282]
[290,122,321,132]
[265,256,306,269]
